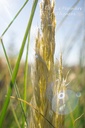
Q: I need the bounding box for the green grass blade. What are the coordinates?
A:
[0,0,38,127]
[24,32,30,111]
[22,31,30,128]
[1,0,29,37]
[0,38,26,126]
[11,104,21,128]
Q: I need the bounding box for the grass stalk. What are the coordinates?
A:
[30,0,56,127]
[22,32,30,127]
[10,95,55,128]
[0,0,38,127]
[24,32,30,113]
[0,38,27,126]
[1,0,29,37]
[11,104,21,128]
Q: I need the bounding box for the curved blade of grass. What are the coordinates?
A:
[1,0,29,37]
[11,104,21,128]
[0,0,38,127]
[10,96,55,128]
[22,32,30,127]
[0,0,30,124]
[74,113,84,126]
[24,32,30,112]
[57,0,80,31]
[0,38,27,125]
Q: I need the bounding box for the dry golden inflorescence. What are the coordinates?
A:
[29,0,65,128]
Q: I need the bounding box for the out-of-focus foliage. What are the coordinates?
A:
[0,57,85,128]
[0,58,32,128]
[65,66,85,128]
